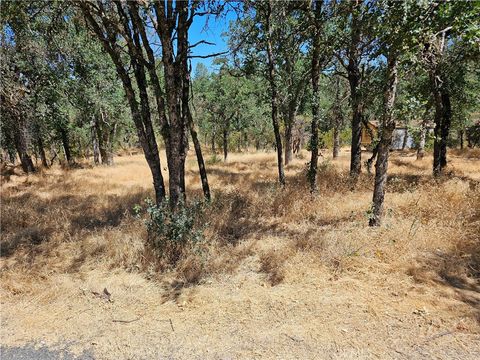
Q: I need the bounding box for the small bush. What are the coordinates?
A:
[206,154,222,165]
[135,198,206,264]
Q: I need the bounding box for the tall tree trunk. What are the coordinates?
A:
[347,6,363,181]
[36,134,48,168]
[266,0,285,187]
[349,81,363,179]
[14,120,35,173]
[91,116,100,165]
[458,128,464,149]
[333,126,340,159]
[182,55,210,201]
[59,126,73,165]
[439,92,451,169]
[98,111,115,166]
[332,76,343,160]
[369,53,398,227]
[284,111,294,165]
[223,127,228,161]
[155,0,190,209]
[189,119,211,201]
[82,3,166,204]
[211,132,216,154]
[432,79,451,176]
[308,0,322,193]
[425,36,451,177]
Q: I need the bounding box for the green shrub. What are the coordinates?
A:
[134,198,206,264]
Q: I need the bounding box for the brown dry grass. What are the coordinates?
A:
[1,148,480,359]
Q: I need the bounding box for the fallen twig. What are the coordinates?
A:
[112,317,142,324]
[423,330,453,343]
[283,333,303,342]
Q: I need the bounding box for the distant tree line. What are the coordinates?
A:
[1,1,479,225]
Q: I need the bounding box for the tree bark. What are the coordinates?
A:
[189,119,211,201]
[347,6,363,181]
[284,110,294,165]
[223,127,228,161]
[348,78,363,179]
[432,79,451,176]
[97,110,115,166]
[181,50,210,201]
[211,132,216,154]
[36,134,48,168]
[91,116,100,165]
[439,92,451,169]
[266,0,285,187]
[332,77,343,160]
[154,1,190,209]
[308,0,322,193]
[366,143,379,174]
[424,36,451,177]
[58,126,73,166]
[14,119,35,173]
[332,126,340,159]
[369,53,398,227]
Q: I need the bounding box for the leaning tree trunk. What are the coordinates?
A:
[182,58,210,201]
[266,0,285,187]
[366,143,379,174]
[189,118,211,201]
[369,53,398,227]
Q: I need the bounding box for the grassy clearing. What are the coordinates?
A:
[1,148,479,359]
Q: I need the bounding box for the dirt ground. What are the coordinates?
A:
[1,148,479,359]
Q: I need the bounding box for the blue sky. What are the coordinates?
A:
[188,11,238,72]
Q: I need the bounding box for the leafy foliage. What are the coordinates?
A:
[135,198,206,263]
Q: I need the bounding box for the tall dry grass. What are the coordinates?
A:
[1,149,478,292]
[1,148,479,358]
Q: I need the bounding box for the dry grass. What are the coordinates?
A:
[1,148,480,359]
